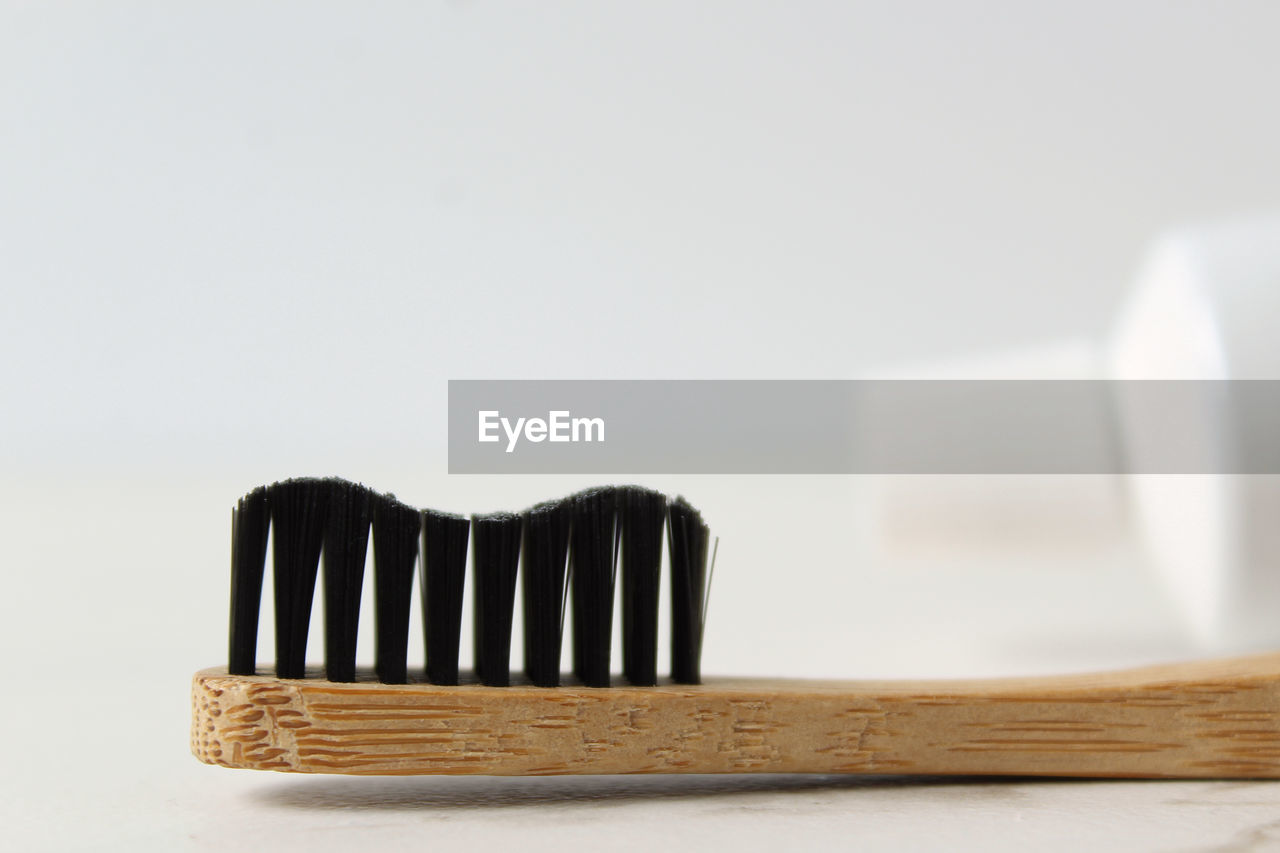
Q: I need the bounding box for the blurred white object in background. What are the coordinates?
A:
[869,217,1280,654]
[865,340,1126,561]
[1111,218,1280,650]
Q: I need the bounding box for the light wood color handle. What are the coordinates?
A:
[191,653,1280,777]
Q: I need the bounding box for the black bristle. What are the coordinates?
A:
[229,486,270,675]
[371,493,421,685]
[668,496,712,685]
[570,487,619,687]
[619,486,667,686]
[322,481,372,683]
[472,512,522,687]
[521,499,571,687]
[421,509,470,686]
[270,478,331,679]
[228,480,714,689]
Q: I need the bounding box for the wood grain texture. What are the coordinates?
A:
[191,654,1280,777]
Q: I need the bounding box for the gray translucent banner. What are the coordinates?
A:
[447,380,1280,474]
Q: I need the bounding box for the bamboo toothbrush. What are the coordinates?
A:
[192,477,1280,778]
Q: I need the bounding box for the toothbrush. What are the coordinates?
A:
[192,477,1280,778]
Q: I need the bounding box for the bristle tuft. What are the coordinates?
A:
[421,509,470,685]
[270,478,331,679]
[570,487,619,687]
[668,496,712,685]
[620,486,667,686]
[322,481,373,683]
[371,493,421,684]
[472,512,522,687]
[521,499,572,687]
[229,486,270,675]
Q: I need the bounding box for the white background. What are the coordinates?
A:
[4,2,1280,850]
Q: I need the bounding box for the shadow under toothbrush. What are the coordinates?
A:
[253,773,1127,812]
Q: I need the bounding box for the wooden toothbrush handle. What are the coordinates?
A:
[191,654,1280,777]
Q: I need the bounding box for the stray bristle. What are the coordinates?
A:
[228,486,270,675]
[668,496,712,685]
[270,478,330,679]
[472,512,523,687]
[371,494,421,685]
[619,486,667,686]
[227,480,712,687]
[521,499,572,687]
[322,481,372,683]
[421,509,470,686]
[570,487,620,687]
